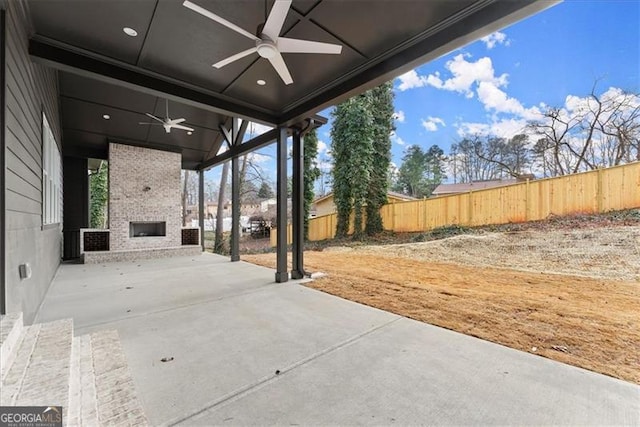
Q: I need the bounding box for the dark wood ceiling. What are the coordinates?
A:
[26,0,556,168]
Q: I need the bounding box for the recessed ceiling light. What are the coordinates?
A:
[187,131,193,135]
[123,27,138,37]
[102,114,110,120]
[257,79,266,86]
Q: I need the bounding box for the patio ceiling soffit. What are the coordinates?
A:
[27,0,558,128]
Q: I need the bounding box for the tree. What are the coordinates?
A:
[449,137,501,183]
[331,94,374,238]
[181,170,190,226]
[365,82,394,235]
[257,181,274,198]
[528,85,640,176]
[424,144,447,192]
[303,128,321,239]
[394,144,446,197]
[214,162,229,254]
[449,135,532,182]
[394,145,426,196]
[471,134,532,179]
[89,162,108,228]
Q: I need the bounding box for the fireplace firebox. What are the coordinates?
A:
[130,221,166,238]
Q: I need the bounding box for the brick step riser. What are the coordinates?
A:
[1,313,24,381]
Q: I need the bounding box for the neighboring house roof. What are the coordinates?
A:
[386,191,417,201]
[432,179,519,195]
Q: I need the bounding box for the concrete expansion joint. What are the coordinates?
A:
[76,283,288,332]
[167,316,402,426]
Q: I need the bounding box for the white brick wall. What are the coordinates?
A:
[108,143,182,250]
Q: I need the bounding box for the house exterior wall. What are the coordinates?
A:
[4,0,62,322]
[108,143,182,250]
[314,197,336,217]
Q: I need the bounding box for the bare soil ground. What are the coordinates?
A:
[244,212,640,384]
[352,226,640,281]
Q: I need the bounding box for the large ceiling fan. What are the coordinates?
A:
[139,99,194,134]
[183,0,343,85]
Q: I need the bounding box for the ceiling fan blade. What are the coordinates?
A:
[171,124,195,132]
[267,51,293,85]
[145,113,164,123]
[213,47,258,68]
[277,37,342,54]
[262,0,291,40]
[183,0,260,42]
[138,122,164,125]
[165,99,169,119]
[169,118,186,124]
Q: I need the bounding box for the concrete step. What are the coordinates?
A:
[0,318,73,419]
[68,330,148,426]
[0,312,24,381]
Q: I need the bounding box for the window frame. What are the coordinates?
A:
[42,111,61,226]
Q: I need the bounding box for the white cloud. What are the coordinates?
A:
[317,140,328,154]
[421,116,446,132]
[248,153,271,163]
[480,31,510,49]
[390,132,406,145]
[393,110,406,123]
[476,82,541,120]
[425,54,508,98]
[456,118,529,139]
[396,70,429,91]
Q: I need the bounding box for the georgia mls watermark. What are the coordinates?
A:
[0,407,62,427]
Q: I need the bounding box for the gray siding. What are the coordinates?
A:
[4,0,62,323]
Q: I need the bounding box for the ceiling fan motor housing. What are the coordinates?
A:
[256,40,277,58]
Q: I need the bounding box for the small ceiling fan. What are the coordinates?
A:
[139,99,194,134]
[183,0,343,85]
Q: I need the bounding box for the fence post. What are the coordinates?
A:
[596,168,604,213]
[423,198,428,231]
[525,179,530,221]
[467,190,473,225]
[391,201,396,230]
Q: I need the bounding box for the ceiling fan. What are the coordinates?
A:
[183,0,343,85]
[139,99,194,134]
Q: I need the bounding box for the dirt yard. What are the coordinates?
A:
[244,222,640,384]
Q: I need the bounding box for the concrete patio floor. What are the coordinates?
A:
[37,253,639,426]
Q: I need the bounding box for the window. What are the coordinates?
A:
[42,112,61,225]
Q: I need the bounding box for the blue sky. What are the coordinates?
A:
[206,0,640,191]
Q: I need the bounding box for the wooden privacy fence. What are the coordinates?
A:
[271,161,640,245]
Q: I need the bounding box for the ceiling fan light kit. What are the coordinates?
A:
[183,0,343,85]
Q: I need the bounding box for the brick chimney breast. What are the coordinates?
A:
[108,143,182,250]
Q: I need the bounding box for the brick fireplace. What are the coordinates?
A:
[80,143,201,263]
[109,142,181,250]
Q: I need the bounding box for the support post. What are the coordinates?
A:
[230,118,240,261]
[0,10,6,314]
[199,169,205,251]
[291,129,304,279]
[275,126,289,283]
